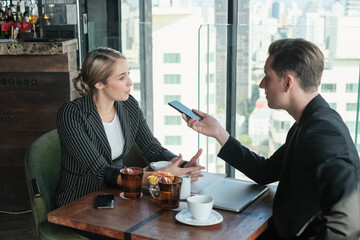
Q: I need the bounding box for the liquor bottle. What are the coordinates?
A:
[4,5,8,22]
[16,2,21,13]
[23,1,29,22]
[0,3,6,25]
[9,3,16,16]
[6,9,15,23]
[16,2,22,21]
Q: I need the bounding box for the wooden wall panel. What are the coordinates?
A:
[0,148,27,167]
[0,92,69,112]
[0,130,55,148]
[0,72,71,92]
[0,112,58,130]
[0,48,77,211]
[0,54,76,73]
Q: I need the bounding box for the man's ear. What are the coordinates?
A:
[283,74,294,91]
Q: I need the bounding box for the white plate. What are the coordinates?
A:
[175,209,223,226]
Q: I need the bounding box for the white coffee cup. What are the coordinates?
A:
[180,175,191,200]
[187,195,214,221]
[150,161,172,171]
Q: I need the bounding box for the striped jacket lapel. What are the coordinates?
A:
[83,93,112,162]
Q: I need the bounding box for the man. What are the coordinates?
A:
[183,38,360,239]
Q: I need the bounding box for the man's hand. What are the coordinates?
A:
[182,109,230,146]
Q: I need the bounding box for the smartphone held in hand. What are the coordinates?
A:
[168,100,203,121]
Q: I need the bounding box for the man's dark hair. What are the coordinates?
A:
[268,38,324,92]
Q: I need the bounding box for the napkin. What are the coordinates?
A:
[1,20,33,33]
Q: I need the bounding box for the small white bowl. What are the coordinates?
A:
[150,161,172,171]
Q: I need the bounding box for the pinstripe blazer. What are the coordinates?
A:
[55,93,176,207]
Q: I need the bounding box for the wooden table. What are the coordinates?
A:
[48,186,275,240]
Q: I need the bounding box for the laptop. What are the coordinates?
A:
[197,177,268,212]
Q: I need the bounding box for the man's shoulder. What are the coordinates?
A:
[298,102,356,154]
[310,105,343,127]
[302,95,342,127]
[299,107,345,140]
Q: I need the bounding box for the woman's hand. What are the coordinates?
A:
[182,109,230,147]
[183,148,202,168]
[163,152,205,182]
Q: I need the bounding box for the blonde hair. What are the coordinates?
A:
[73,47,126,96]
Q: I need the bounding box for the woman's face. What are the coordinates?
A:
[100,58,132,102]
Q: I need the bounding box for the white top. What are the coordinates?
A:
[102,113,125,160]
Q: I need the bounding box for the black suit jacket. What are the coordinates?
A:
[218,95,360,239]
[55,93,176,207]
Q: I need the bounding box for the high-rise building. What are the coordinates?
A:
[151,5,204,158]
[237,0,251,109]
[331,0,345,16]
[214,0,228,110]
[305,12,325,44]
[248,98,270,146]
[272,1,280,19]
[346,0,360,16]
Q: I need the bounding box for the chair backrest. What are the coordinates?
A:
[25,129,61,233]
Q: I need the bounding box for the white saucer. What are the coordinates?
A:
[175,209,223,226]
[120,192,143,199]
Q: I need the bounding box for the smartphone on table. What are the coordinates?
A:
[94,194,115,209]
[168,100,203,121]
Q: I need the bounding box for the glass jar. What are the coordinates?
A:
[149,183,161,200]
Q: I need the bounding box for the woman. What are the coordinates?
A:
[55,47,204,208]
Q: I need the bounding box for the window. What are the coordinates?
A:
[346,103,357,111]
[133,83,140,91]
[205,52,215,62]
[163,53,181,63]
[328,103,337,110]
[164,74,181,84]
[164,116,181,125]
[121,0,360,178]
[273,120,290,132]
[321,84,337,93]
[164,95,181,104]
[345,121,356,134]
[208,94,215,104]
[206,73,215,83]
[208,154,215,163]
[164,136,182,145]
[346,83,358,93]
[204,94,215,104]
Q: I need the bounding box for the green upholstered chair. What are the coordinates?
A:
[24,129,88,240]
